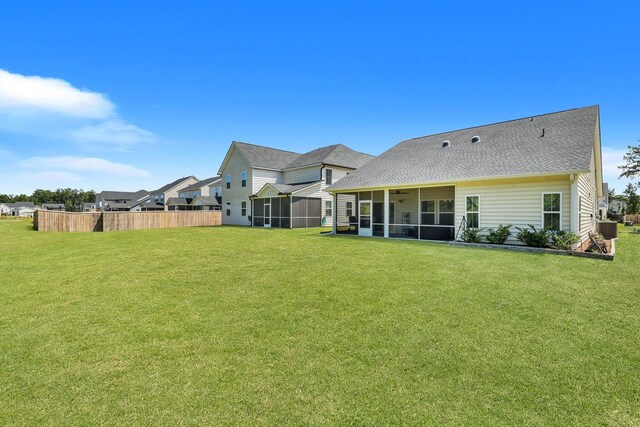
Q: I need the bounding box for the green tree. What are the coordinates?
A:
[619,142,640,181]
[0,194,14,203]
[623,183,639,214]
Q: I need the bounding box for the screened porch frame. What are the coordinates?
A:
[332,185,457,240]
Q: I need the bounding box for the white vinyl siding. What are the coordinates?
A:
[219,146,255,225]
[456,177,572,244]
[283,166,321,185]
[576,152,598,242]
[252,169,283,194]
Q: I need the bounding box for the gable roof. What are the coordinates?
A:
[181,176,221,192]
[191,195,220,206]
[166,197,190,206]
[42,203,65,209]
[230,141,301,171]
[284,144,374,170]
[328,106,599,191]
[6,202,36,208]
[254,181,322,196]
[151,176,197,194]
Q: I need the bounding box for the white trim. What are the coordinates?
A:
[327,171,584,193]
[358,200,373,237]
[542,192,562,230]
[383,189,389,238]
[570,177,579,232]
[464,195,480,229]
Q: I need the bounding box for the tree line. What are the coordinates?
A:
[0,188,96,211]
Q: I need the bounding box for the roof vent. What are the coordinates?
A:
[442,141,450,148]
[471,136,480,144]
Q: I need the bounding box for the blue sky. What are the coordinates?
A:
[0,1,638,194]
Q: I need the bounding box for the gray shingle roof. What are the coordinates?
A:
[166,197,190,206]
[233,141,301,170]
[328,106,599,191]
[259,181,322,195]
[181,176,221,192]
[284,144,374,169]
[6,202,36,208]
[192,195,220,206]
[151,176,198,194]
[42,203,65,209]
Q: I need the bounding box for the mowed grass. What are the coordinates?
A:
[1,220,639,425]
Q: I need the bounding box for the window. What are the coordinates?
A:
[226,201,231,216]
[421,200,435,225]
[326,169,333,185]
[439,199,455,226]
[241,201,247,216]
[543,193,561,230]
[226,174,231,189]
[466,196,479,228]
[241,171,247,187]
[346,201,353,217]
[325,200,332,218]
[442,141,450,148]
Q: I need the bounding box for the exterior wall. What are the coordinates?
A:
[252,168,283,194]
[179,189,201,200]
[220,146,255,225]
[455,175,572,244]
[162,177,199,211]
[319,166,354,227]
[208,185,222,199]
[283,166,321,184]
[577,153,598,242]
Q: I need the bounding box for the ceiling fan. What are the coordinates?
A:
[391,190,410,195]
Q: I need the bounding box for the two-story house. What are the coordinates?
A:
[148,176,199,211]
[167,176,222,211]
[217,141,373,227]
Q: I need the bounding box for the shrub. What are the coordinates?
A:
[550,231,581,250]
[486,224,512,244]
[515,225,551,247]
[462,227,483,243]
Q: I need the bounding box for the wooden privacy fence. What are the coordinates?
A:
[34,210,221,232]
[623,214,640,224]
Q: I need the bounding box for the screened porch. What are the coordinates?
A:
[334,186,456,240]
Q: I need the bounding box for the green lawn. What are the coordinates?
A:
[1,220,639,425]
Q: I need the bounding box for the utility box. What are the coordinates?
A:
[597,221,618,240]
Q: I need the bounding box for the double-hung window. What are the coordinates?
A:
[241,201,247,216]
[346,201,353,218]
[543,193,561,230]
[226,175,231,189]
[241,171,247,187]
[325,200,332,218]
[466,196,479,228]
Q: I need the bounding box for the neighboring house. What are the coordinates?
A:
[609,200,626,214]
[598,183,608,220]
[96,190,151,211]
[148,176,199,211]
[83,202,98,212]
[42,203,65,211]
[327,106,603,246]
[5,202,37,217]
[168,176,223,210]
[217,142,373,227]
[0,203,10,215]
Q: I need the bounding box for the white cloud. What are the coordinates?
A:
[70,119,156,149]
[0,69,114,118]
[0,69,155,150]
[20,156,150,177]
